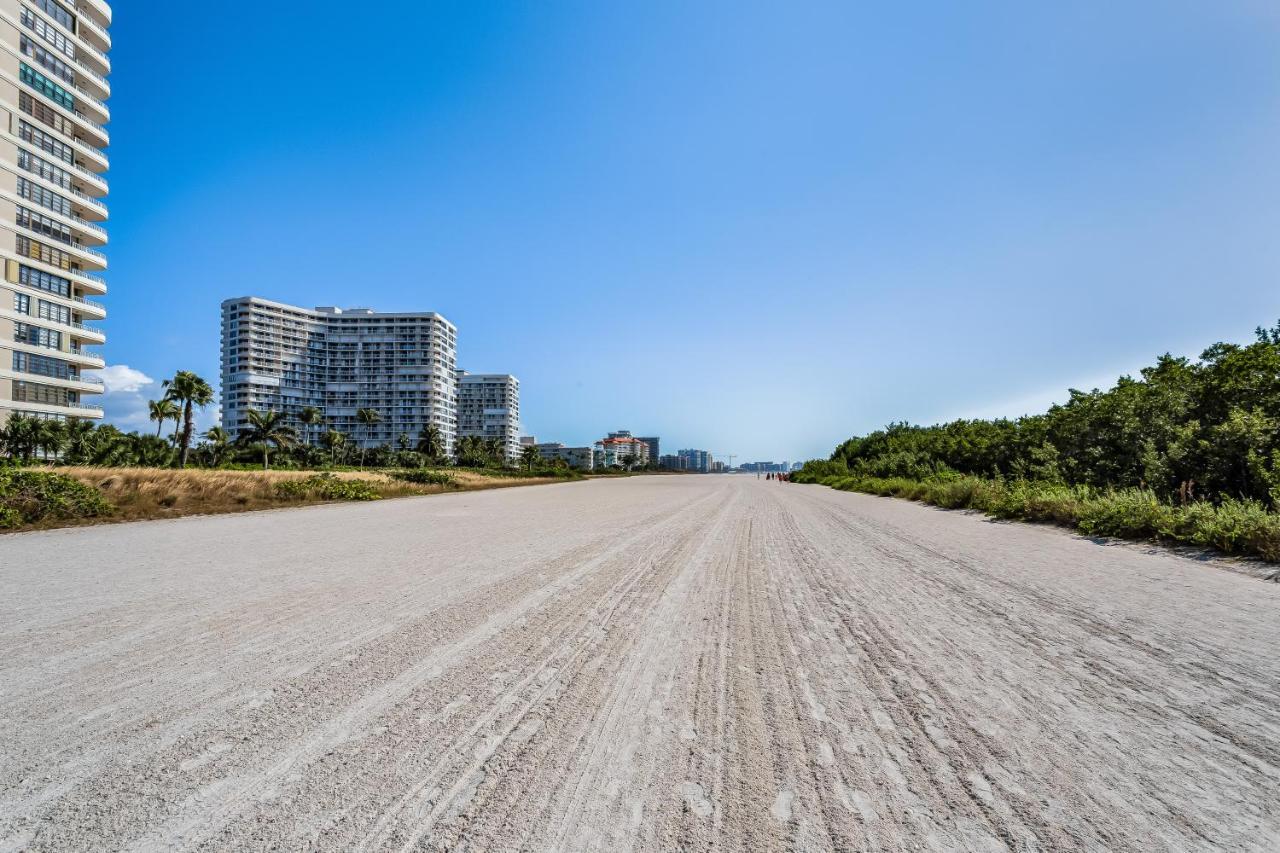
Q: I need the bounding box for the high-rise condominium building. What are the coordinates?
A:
[456,371,520,463]
[637,436,659,462]
[221,297,458,452]
[0,0,110,425]
[677,448,712,473]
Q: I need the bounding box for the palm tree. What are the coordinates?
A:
[0,414,39,462]
[320,429,347,466]
[162,370,215,468]
[455,435,485,467]
[416,423,445,463]
[201,426,231,467]
[236,409,297,470]
[35,418,66,461]
[87,425,129,466]
[485,438,505,468]
[298,406,323,446]
[61,419,97,464]
[354,407,381,468]
[520,444,540,472]
[149,398,180,439]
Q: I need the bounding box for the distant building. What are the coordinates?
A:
[743,461,789,473]
[220,298,458,451]
[659,454,685,470]
[456,371,521,463]
[710,460,727,473]
[519,435,537,447]
[637,436,660,462]
[596,433,650,467]
[536,442,595,470]
[677,449,711,473]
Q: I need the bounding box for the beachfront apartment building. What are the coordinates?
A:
[596,431,651,468]
[535,442,595,471]
[220,297,458,452]
[456,370,521,463]
[0,0,110,425]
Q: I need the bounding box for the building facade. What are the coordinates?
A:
[596,433,651,468]
[535,442,594,470]
[456,371,520,463]
[220,297,458,451]
[636,435,659,462]
[677,448,712,473]
[0,0,110,425]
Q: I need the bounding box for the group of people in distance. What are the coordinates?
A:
[765,472,791,482]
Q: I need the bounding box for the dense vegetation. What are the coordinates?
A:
[0,468,115,529]
[796,323,1280,562]
[0,369,596,475]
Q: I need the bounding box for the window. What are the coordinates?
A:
[17,206,73,245]
[18,263,71,297]
[37,299,70,325]
[17,148,72,189]
[17,236,76,271]
[20,35,73,85]
[20,7,75,61]
[20,91,77,140]
[17,177,72,217]
[14,293,31,314]
[20,63,75,112]
[13,380,76,407]
[14,321,62,349]
[33,0,75,32]
[13,350,76,381]
[19,120,74,165]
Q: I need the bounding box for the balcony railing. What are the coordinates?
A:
[76,12,110,47]
[70,213,105,238]
[73,84,108,115]
[71,159,108,189]
[69,183,106,212]
[70,292,105,311]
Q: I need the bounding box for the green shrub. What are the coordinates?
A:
[804,470,1280,563]
[389,469,457,487]
[0,469,114,528]
[1076,489,1171,539]
[275,473,382,502]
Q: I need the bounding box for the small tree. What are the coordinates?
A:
[201,426,231,467]
[320,429,347,466]
[521,444,540,472]
[237,409,297,470]
[149,398,180,439]
[355,408,381,468]
[416,423,446,464]
[298,406,324,446]
[162,370,215,468]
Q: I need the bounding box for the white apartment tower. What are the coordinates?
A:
[221,297,458,452]
[0,0,110,425]
[455,371,520,463]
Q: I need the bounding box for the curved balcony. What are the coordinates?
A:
[80,0,111,27]
[68,344,104,367]
[76,11,110,52]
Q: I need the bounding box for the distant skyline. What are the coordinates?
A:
[97,1,1280,460]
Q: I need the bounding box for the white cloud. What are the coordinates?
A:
[89,364,222,435]
[90,364,154,394]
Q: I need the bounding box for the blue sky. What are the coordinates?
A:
[96,1,1280,461]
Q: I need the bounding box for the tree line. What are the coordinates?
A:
[804,322,1280,507]
[0,370,558,472]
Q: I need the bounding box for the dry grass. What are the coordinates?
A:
[18,467,571,530]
